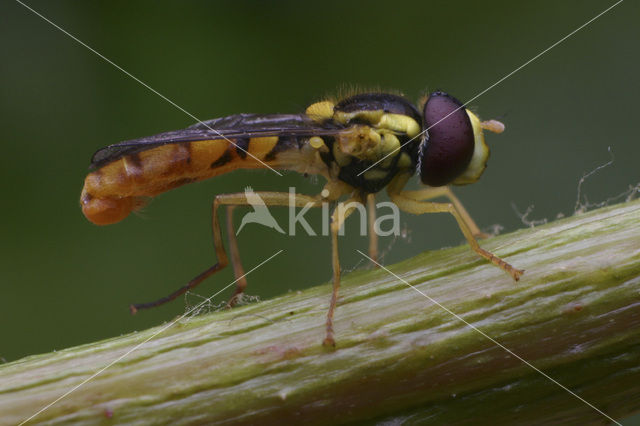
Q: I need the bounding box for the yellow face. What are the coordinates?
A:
[452,110,490,185]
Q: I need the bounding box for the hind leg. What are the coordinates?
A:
[130,191,324,313]
[225,206,248,307]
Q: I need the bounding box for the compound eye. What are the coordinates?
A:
[419,92,475,186]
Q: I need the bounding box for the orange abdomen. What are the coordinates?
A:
[81,137,282,225]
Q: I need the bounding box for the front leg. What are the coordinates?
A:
[387,175,523,281]
[399,186,490,239]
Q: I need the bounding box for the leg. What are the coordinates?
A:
[130,191,324,313]
[387,177,523,281]
[366,193,379,266]
[226,205,248,307]
[400,186,489,238]
[324,197,363,347]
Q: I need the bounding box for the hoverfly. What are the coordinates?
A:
[80,90,523,346]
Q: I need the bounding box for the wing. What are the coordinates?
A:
[89,113,344,169]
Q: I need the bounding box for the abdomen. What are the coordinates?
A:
[80,136,292,225]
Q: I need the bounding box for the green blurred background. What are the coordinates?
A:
[1,0,638,377]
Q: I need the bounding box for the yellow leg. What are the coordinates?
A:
[324,196,363,347]
[388,175,523,281]
[366,193,379,267]
[400,186,489,238]
[130,191,323,313]
[226,205,247,307]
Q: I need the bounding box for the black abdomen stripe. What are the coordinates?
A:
[235,137,249,159]
[210,149,233,168]
[264,136,298,162]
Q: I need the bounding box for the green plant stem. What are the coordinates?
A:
[2,200,640,425]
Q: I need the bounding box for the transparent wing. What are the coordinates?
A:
[90,113,343,169]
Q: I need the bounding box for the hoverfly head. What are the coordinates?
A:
[418,91,502,187]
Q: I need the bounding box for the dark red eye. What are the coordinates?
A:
[419,92,474,186]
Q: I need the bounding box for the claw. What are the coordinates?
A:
[322,336,336,348]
